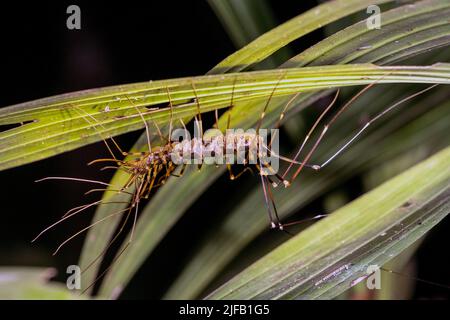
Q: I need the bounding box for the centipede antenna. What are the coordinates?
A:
[84,188,134,196]
[282,76,395,182]
[33,199,131,242]
[151,118,166,143]
[88,158,124,166]
[32,200,100,242]
[52,207,131,255]
[62,203,99,219]
[100,166,120,171]
[35,176,115,187]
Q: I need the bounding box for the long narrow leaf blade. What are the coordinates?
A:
[207,146,450,299]
[209,0,394,73]
[2,64,449,171]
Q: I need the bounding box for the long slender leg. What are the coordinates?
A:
[32,200,130,242]
[258,161,285,187]
[190,82,205,169]
[191,81,203,140]
[144,175,158,198]
[264,176,278,222]
[223,80,237,170]
[161,162,174,181]
[258,162,330,230]
[156,163,174,186]
[282,73,399,184]
[179,118,188,133]
[151,118,167,143]
[171,163,187,178]
[166,86,174,142]
[268,92,301,149]
[225,76,238,131]
[320,84,440,170]
[129,180,141,241]
[282,81,381,184]
[82,242,133,296]
[87,152,150,166]
[280,89,341,183]
[214,109,220,130]
[144,168,160,199]
[284,84,438,185]
[81,202,135,293]
[281,214,329,228]
[214,77,237,131]
[259,170,276,229]
[88,158,123,166]
[138,169,152,199]
[122,172,139,191]
[261,160,331,230]
[226,164,253,180]
[99,166,120,171]
[123,95,152,152]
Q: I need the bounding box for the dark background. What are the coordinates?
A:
[0,1,448,299]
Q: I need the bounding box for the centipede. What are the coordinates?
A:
[32,75,440,294]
